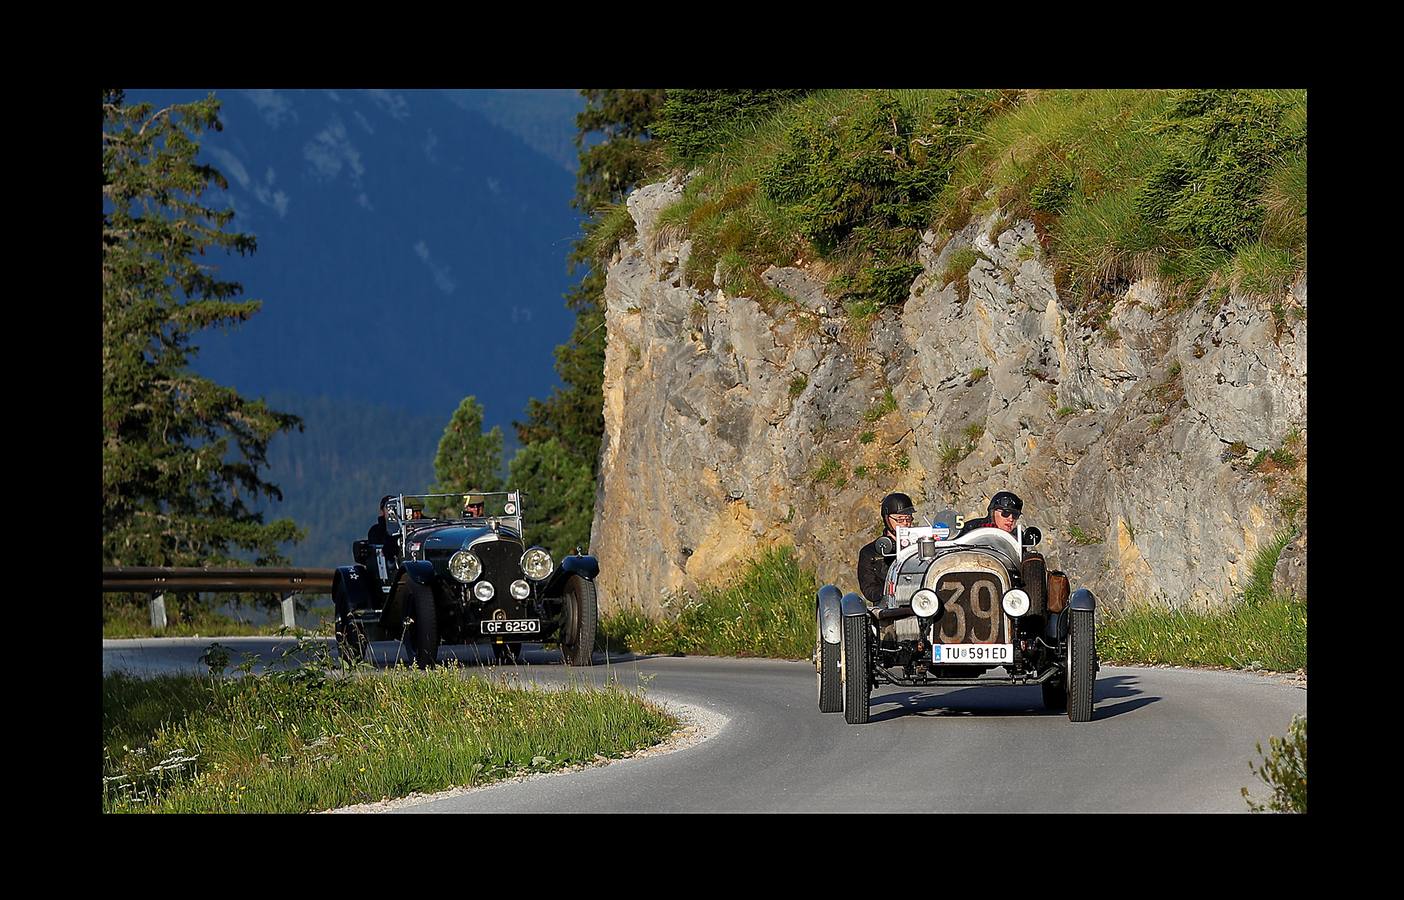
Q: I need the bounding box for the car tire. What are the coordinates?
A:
[841,615,871,725]
[561,575,598,667]
[1067,608,1095,722]
[817,609,842,713]
[1041,678,1066,711]
[404,581,439,669]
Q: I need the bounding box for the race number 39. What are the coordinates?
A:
[934,573,1008,644]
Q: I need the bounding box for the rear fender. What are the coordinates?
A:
[817,585,843,644]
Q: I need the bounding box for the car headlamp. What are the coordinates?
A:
[510,579,531,600]
[911,588,941,618]
[1002,588,1031,618]
[521,548,553,581]
[449,551,482,583]
[474,580,495,601]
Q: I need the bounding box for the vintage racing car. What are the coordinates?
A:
[332,491,598,667]
[816,508,1098,724]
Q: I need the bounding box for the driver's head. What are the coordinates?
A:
[880,492,916,535]
[987,491,1023,533]
[378,494,394,518]
[463,494,485,517]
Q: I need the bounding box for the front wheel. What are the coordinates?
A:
[817,609,841,713]
[841,615,871,725]
[1067,608,1095,722]
[560,575,598,667]
[403,581,439,669]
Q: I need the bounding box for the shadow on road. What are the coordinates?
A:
[867,674,1156,723]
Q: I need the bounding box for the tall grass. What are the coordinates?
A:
[103,652,675,813]
[598,546,817,659]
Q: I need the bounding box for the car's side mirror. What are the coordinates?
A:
[875,536,896,557]
[1022,526,1041,547]
[353,540,372,565]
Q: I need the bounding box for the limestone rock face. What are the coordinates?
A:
[589,176,1308,615]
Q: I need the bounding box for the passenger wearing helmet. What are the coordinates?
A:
[367,494,401,562]
[857,492,917,605]
[956,490,1023,538]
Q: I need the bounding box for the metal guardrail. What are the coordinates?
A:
[103,566,336,630]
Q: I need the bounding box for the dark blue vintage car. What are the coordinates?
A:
[332,491,599,668]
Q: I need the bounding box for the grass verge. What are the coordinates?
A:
[103,642,676,813]
[103,601,335,639]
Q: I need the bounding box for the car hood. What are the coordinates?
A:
[406,522,524,552]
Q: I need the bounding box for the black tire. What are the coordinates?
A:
[1041,678,1066,711]
[841,615,871,725]
[561,575,598,667]
[1067,608,1095,722]
[404,581,439,669]
[817,609,842,713]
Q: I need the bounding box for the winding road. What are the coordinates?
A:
[103,637,1306,813]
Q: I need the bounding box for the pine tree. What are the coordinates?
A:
[431,396,503,495]
[508,438,593,559]
[102,89,304,569]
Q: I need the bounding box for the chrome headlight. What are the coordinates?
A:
[911,588,941,618]
[509,579,531,600]
[449,551,481,583]
[474,580,495,601]
[1002,588,1030,618]
[521,548,553,581]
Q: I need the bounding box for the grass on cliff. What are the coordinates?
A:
[103,640,676,813]
[651,88,1305,323]
[1098,528,1306,671]
[602,535,1305,673]
[598,545,817,659]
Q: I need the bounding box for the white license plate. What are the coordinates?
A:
[933,643,1012,663]
[481,619,540,635]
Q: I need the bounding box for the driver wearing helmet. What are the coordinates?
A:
[367,494,401,563]
[462,493,486,517]
[957,490,1023,537]
[857,492,917,605]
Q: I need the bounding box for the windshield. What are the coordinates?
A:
[387,491,520,523]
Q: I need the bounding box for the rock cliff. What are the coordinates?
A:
[590,174,1307,616]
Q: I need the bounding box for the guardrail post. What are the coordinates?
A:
[150,592,167,631]
[282,592,298,630]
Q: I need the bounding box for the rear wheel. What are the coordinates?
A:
[841,615,871,725]
[404,582,439,669]
[1067,608,1095,722]
[817,608,841,713]
[561,575,597,667]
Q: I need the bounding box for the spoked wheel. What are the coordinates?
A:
[403,581,439,669]
[1067,608,1095,722]
[817,608,842,713]
[560,575,598,667]
[841,615,871,725]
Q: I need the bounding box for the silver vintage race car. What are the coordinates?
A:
[816,510,1098,724]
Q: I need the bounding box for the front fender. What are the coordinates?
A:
[401,559,437,586]
[839,592,868,618]
[817,584,843,644]
[543,554,599,596]
[1069,588,1096,611]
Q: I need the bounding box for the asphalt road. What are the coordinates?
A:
[102,637,1306,813]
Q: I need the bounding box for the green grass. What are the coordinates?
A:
[863,388,898,423]
[598,546,817,659]
[103,600,334,639]
[582,202,638,261]
[103,648,676,813]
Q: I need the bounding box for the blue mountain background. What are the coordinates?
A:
[120,89,586,567]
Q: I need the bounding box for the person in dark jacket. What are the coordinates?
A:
[857,492,917,604]
[956,490,1023,538]
[366,494,401,562]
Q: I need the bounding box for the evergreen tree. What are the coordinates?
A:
[102,89,304,569]
[432,396,503,495]
[508,438,593,559]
